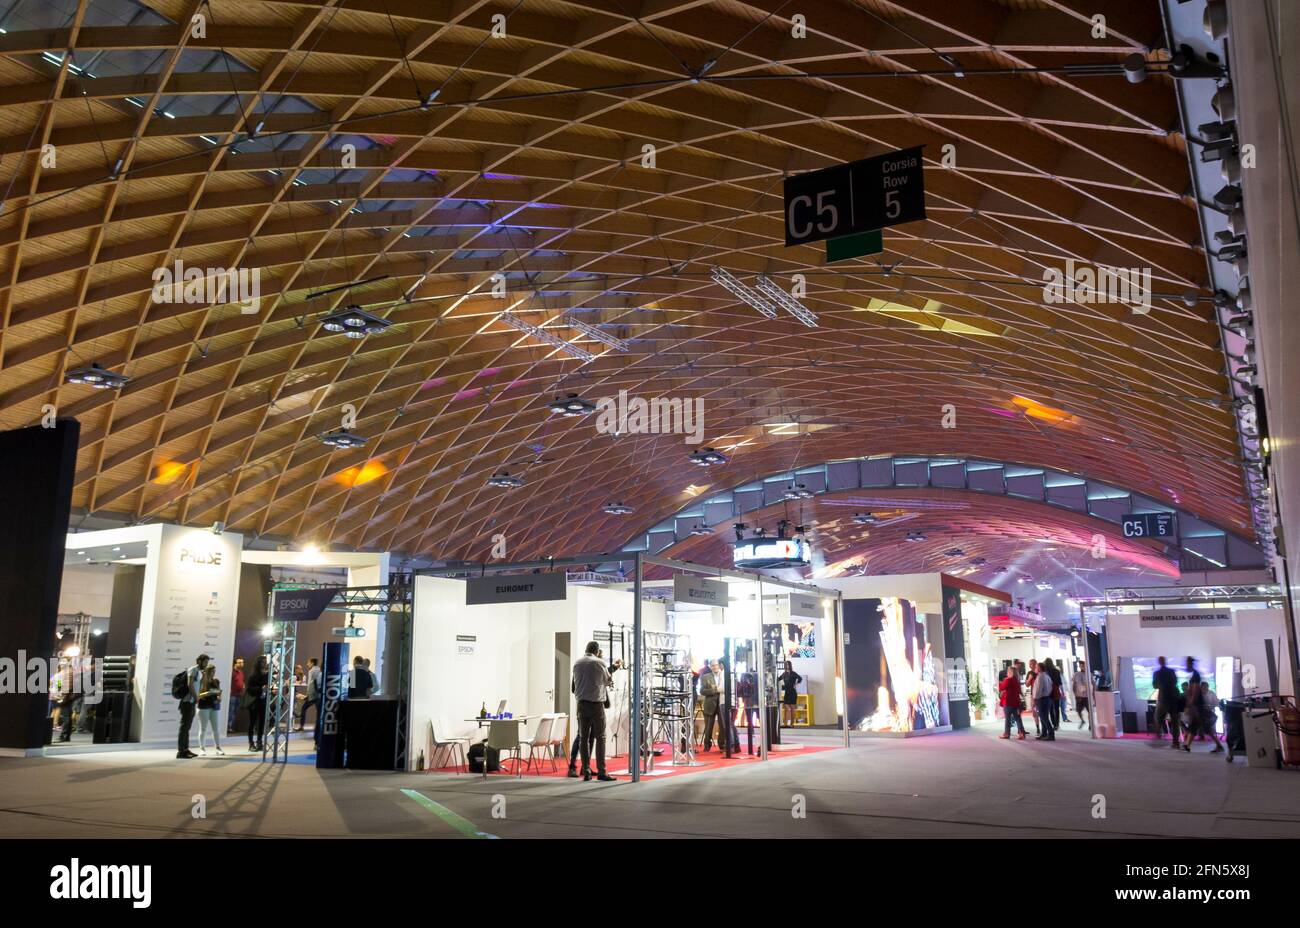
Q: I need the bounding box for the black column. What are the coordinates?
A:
[0,420,80,750]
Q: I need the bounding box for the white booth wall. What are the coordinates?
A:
[408,575,665,770]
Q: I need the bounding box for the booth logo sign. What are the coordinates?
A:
[594,390,705,444]
[179,547,223,567]
[151,260,260,314]
[1042,259,1152,314]
[322,671,343,735]
[0,653,103,704]
[50,859,151,909]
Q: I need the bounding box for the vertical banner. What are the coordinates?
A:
[941,586,969,729]
[316,640,349,769]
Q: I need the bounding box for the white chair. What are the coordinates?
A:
[427,718,469,774]
[549,713,568,765]
[519,715,556,774]
[484,719,524,779]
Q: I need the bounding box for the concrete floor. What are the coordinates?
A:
[3,723,1298,839]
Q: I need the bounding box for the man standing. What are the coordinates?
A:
[227,657,245,734]
[570,641,617,781]
[178,653,209,759]
[1152,656,1181,748]
[699,659,729,753]
[1032,661,1056,741]
[566,648,621,777]
[296,657,321,731]
[1071,661,1091,729]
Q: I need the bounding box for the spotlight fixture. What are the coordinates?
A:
[1203,0,1228,41]
[318,305,391,339]
[211,521,225,536]
[732,522,748,542]
[754,275,820,327]
[1035,581,1053,591]
[688,447,728,467]
[783,482,814,500]
[65,362,130,390]
[1122,52,1147,84]
[689,524,713,536]
[943,547,966,557]
[710,266,778,319]
[602,501,633,515]
[547,393,597,416]
[487,470,524,489]
[319,428,367,449]
[970,556,988,567]
[852,512,877,525]
[904,531,926,543]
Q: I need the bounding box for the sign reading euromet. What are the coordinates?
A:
[673,575,729,608]
[783,145,926,246]
[466,572,567,605]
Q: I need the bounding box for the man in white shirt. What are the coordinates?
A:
[1071,662,1091,729]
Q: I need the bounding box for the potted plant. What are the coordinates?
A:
[968,674,986,721]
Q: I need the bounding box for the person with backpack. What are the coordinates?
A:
[174,653,210,759]
[1042,658,1063,729]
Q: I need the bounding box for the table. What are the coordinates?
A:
[463,717,536,778]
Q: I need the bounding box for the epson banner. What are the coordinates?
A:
[271,587,344,622]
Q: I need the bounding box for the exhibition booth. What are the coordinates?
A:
[408,553,846,780]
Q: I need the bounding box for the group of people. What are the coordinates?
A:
[1151,655,1223,753]
[997,658,1091,742]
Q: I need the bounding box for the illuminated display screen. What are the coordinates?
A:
[732,537,810,568]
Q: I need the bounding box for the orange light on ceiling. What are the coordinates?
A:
[151,460,189,484]
[1011,395,1076,426]
[334,460,388,488]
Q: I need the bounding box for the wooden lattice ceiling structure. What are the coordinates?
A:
[0,0,1252,563]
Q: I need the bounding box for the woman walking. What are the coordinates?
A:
[246,656,269,752]
[196,665,225,756]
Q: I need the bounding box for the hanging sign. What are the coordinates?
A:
[673,575,729,608]
[271,587,343,622]
[1139,608,1232,629]
[788,593,823,619]
[783,145,926,246]
[466,572,566,605]
[1121,513,1177,539]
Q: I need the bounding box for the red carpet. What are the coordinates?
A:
[427,742,838,779]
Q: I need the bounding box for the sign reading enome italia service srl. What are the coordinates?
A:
[1139,607,1233,629]
[466,572,567,605]
[673,575,729,608]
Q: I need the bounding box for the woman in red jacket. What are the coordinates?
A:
[999,667,1027,739]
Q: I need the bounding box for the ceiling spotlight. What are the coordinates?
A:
[211,521,225,535]
[970,556,988,566]
[689,524,712,536]
[905,531,926,543]
[1236,286,1252,312]
[65,362,130,390]
[1123,53,1147,84]
[1035,581,1053,591]
[547,393,597,416]
[602,501,633,515]
[783,482,814,500]
[1213,184,1243,211]
[319,428,367,449]
[852,512,877,525]
[1212,83,1236,123]
[688,447,728,467]
[487,470,524,489]
[943,547,966,557]
[319,305,391,339]
[1018,577,1027,584]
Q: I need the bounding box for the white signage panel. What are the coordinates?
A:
[1139,608,1233,629]
[673,575,729,608]
[455,634,477,658]
[788,593,822,619]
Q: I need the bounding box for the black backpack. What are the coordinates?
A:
[171,670,189,699]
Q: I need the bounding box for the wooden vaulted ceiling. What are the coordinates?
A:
[0,0,1252,563]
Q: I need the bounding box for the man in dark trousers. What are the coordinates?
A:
[1152,655,1182,748]
[571,641,617,781]
[178,653,209,759]
[699,659,729,752]
[566,647,622,776]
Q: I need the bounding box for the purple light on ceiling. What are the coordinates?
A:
[452,387,482,402]
[474,367,502,380]
[420,376,448,390]
[484,172,518,180]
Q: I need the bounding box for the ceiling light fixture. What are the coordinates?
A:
[319,428,367,449]
[318,305,391,339]
[488,471,524,489]
[852,512,877,525]
[905,531,926,543]
[688,447,728,467]
[602,502,633,515]
[547,393,597,416]
[65,362,130,390]
[500,311,594,361]
[689,524,713,536]
[783,482,814,500]
[709,266,778,319]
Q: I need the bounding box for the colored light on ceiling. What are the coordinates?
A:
[151,460,190,484]
[1011,395,1077,426]
[334,460,388,488]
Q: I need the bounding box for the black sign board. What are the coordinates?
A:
[271,586,344,621]
[1121,513,1177,539]
[783,145,926,246]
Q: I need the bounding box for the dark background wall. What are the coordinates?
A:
[106,564,145,656]
[0,421,80,750]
